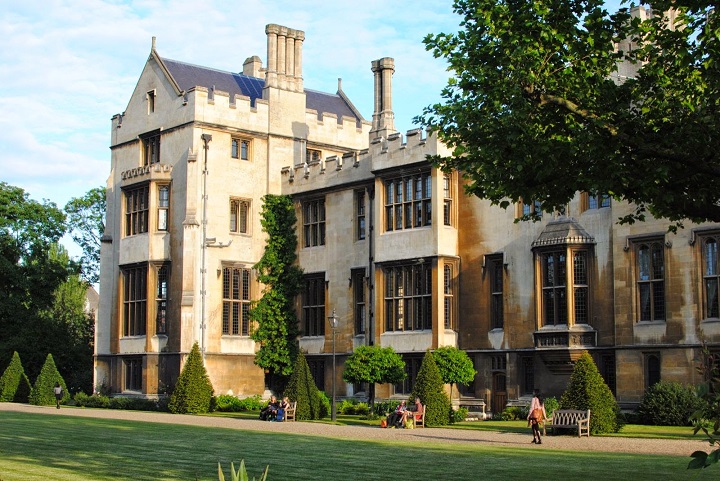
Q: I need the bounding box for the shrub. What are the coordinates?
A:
[495,406,526,421]
[216,395,244,412]
[411,350,452,427]
[543,396,559,417]
[451,407,469,423]
[238,395,264,411]
[373,400,396,417]
[318,391,331,419]
[559,352,621,434]
[74,392,111,409]
[283,351,323,420]
[637,381,704,426]
[29,354,69,406]
[354,402,369,416]
[168,342,215,414]
[0,352,31,403]
[339,399,356,415]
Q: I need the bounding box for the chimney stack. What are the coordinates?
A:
[243,56,263,78]
[265,24,305,92]
[371,57,395,135]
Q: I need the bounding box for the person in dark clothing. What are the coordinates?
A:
[53,382,63,409]
[386,400,407,428]
[260,396,280,421]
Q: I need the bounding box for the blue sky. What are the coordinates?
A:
[0,0,626,211]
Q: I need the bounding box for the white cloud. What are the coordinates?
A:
[1,0,462,209]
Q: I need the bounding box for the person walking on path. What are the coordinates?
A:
[527,391,547,444]
[53,382,63,409]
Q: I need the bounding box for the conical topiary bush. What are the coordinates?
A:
[29,353,69,406]
[168,342,215,414]
[0,351,32,403]
[283,351,322,420]
[411,350,452,427]
[559,351,622,434]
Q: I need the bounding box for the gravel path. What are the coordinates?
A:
[0,402,708,458]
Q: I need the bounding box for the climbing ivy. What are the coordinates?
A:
[250,195,303,391]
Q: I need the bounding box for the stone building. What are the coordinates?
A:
[97,18,720,413]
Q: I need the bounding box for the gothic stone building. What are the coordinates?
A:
[96,19,720,413]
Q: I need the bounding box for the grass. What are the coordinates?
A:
[214,411,702,440]
[0,410,714,481]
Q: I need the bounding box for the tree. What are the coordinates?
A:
[432,346,476,400]
[250,195,303,393]
[419,0,720,228]
[29,353,69,406]
[168,342,215,414]
[39,265,95,394]
[0,182,69,380]
[342,345,406,412]
[411,350,452,427]
[283,351,323,420]
[559,352,621,434]
[64,186,105,284]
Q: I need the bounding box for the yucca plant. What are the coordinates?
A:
[217,460,269,481]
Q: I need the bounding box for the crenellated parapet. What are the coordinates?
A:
[280,127,452,194]
[368,128,451,173]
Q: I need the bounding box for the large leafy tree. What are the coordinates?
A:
[432,346,476,400]
[64,186,105,284]
[342,345,406,411]
[420,0,720,228]
[250,195,303,393]
[0,182,69,379]
[38,249,95,394]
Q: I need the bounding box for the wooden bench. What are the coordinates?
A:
[281,402,297,422]
[544,409,590,437]
[410,405,425,428]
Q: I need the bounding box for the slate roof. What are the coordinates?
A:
[161,57,362,123]
[531,217,596,248]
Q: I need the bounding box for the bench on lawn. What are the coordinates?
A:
[281,401,297,422]
[410,405,425,428]
[544,409,590,437]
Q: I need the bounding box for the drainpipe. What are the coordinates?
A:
[200,133,212,359]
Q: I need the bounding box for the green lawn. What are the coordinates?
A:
[215,411,701,440]
[0,410,713,481]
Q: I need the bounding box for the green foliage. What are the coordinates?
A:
[38,264,95,394]
[411,350,452,427]
[0,183,72,385]
[419,0,720,227]
[559,352,621,434]
[372,400,397,417]
[64,186,105,284]
[0,351,31,402]
[689,344,720,469]
[432,346,476,399]
[216,395,264,412]
[318,390,331,419]
[495,406,527,421]
[283,351,322,420]
[543,396,559,417]
[338,399,370,416]
[451,407,469,423]
[168,342,215,414]
[342,345,406,411]
[29,353,68,406]
[73,392,165,411]
[637,381,703,426]
[218,460,269,481]
[250,195,303,390]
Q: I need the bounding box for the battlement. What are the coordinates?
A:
[280,127,451,194]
